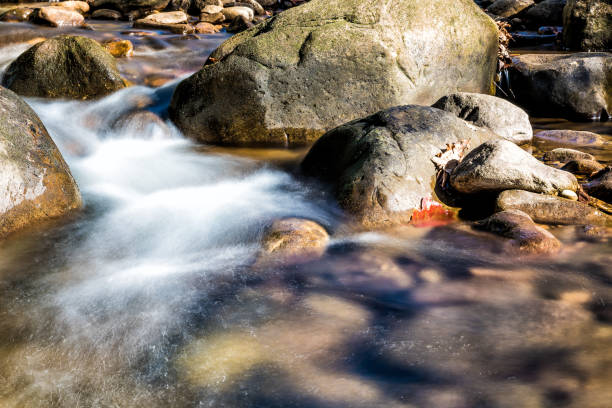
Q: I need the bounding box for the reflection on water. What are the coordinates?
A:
[0,19,611,408]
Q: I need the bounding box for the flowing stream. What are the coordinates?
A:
[0,20,611,408]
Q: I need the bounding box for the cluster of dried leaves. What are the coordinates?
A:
[497,21,513,71]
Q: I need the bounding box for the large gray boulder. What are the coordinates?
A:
[0,86,82,238]
[169,0,499,146]
[563,0,612,51]
[432,92,532,144]
[301,105,498,228]
[2,35,126,100]
[450,140,578,194]
[508,53,611,121]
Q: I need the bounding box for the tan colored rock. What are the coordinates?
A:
[195,22,220,33]
[50,1,90,14]
[133,19,195,34]
[221,6,254,21]
[199,11,225,23]
[37,6,84,27]
[202,4,223,13]
[0,86,82,238]
[141,10,188,24]
[496,189,610,226]
[103,39,134,58]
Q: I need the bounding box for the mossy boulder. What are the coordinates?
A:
[0,86,82,238]
[169,0,499,146]
[563,0,612,51]
[2,35,126,100]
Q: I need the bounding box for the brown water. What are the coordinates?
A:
[0,18,611,408]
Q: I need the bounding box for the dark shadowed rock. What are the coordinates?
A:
[91,8,122,19]
[432,92,532,144]
[0,7,35,22]
[508,53,611,120]
[2,35,126,100]
[301,105,498,228]
[169,0,499,146]
[542,147,595,162]
[583,167,612,203]
[563,0,612,51]
[474,209,561,254]
[561,159,604,176]
[487,0,534,17]
[496,189,610,225]
[0,86,82,238]
[450,140,578,195]
[523,0,566,27]
[92,0,171,13]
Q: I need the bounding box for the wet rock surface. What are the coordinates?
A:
[169,0,499,145]
[432,92,533,145]
[496,189,610,225]
[583,167,612,203]
[543,147,596,162]
[301,105,497,228]
[474,209,561,254]
[450,139,578,195]
[2,35,126,100]
[0,86,82,238]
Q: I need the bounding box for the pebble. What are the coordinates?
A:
[560,189,578,200]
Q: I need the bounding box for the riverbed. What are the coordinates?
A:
[0,20,611,408]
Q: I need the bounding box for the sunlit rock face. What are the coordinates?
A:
[0,86,81,238]
[169,0,499,146]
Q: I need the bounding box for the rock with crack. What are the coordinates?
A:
[0,86,82,238]
[301,105,498,228]
[169,0,499,146]
[432,92,532,145]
